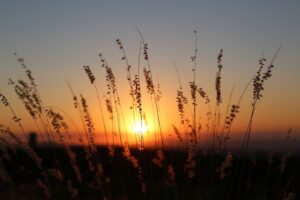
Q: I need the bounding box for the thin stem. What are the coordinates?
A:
[136,28,165,150]
[93,84,109,148]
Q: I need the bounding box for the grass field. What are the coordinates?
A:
[0,34,299,200]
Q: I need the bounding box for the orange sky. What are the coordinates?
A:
[1,56,299,149]
[1,1,300,149]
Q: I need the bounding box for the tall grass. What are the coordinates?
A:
[0,32,298,200]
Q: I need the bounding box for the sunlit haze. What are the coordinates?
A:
[0,0,300,150]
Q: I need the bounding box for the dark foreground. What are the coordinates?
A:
[0,146,299,200]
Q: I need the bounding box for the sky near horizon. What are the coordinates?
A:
[0,0,300,147]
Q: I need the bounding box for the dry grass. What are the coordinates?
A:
[0,33,297,200]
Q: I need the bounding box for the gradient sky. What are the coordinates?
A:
[0,0,300,148]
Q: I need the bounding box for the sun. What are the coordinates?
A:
[133,120,148,135]
[132,120,148,150]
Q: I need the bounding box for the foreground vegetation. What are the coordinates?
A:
[0,31,298,199]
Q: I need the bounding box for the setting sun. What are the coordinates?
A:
[133,120,148,135]
[132,120,148,150]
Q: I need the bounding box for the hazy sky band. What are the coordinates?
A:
[0,0,299,146]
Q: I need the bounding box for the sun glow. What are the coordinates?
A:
[133,120,148,135]
[132,119,149,150]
